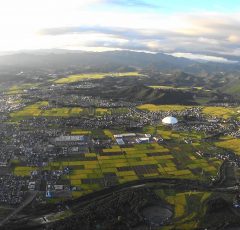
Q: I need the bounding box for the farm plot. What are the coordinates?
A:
[202,106,239,119]
[55,72,142,84]
[137,104,191,112]
[156,125,205,140]
[155,189,212,229]
[48,142,221,198]
[215,137,240,155]
[14,166,37,176]
[10,101,83,119]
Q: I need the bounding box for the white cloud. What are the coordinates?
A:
[0,0,239,61]
[171,52,238,63]
[228,35,240,43]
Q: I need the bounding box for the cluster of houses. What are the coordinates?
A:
[0,81,239,207]
[0,94,24,114]
[0,175,27,205]
[53,94,136,108]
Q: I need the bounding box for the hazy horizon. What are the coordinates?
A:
[1,0,240,62]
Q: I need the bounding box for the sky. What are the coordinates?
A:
[1,0,240,62]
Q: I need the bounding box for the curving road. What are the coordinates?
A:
[0,191,37,227]
[2,166,236,229]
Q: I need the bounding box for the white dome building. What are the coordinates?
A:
[162,116,178,125]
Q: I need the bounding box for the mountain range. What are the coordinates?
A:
[0,50,240,74]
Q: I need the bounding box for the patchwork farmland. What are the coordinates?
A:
[13,132,222,198]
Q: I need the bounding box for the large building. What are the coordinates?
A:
[55,135,85,142]
[162,116,178,125]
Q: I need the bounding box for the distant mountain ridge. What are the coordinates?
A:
[0,50,239,74]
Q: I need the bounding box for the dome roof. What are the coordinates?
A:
[162,116,178,125]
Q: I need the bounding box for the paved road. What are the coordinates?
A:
[0,191,37,227]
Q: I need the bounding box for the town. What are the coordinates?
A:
[0,76,239,206]
[0,70,239,229]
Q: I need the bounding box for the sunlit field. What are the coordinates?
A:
[155,189,212,229]
[55,72,142,84]
[202,106,240,119]
[10,103,130,120]
[10,101,83,119]
[137,104,191,111]
[14,166,37,176]
[41,128,222,198]
[215,137,240,155]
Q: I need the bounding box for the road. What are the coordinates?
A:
[0,191,37,227]
[3,172,240,229]
[1,160,237,229]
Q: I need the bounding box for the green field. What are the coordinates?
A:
[10,101,240,122]
[6,83,40,95]
[137,104,191,111]
[215,137,240,155]
[10,101,84,119]
[137,104,240,120]
[202,106,240,119]
[155,189,212,229]
[71,129,91,135]
[10,109,225,199]
[10,103,129,120]
[14,166,37,176]
[38,126,222,198]
[47,137,221,197]
[55,72,142,84]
